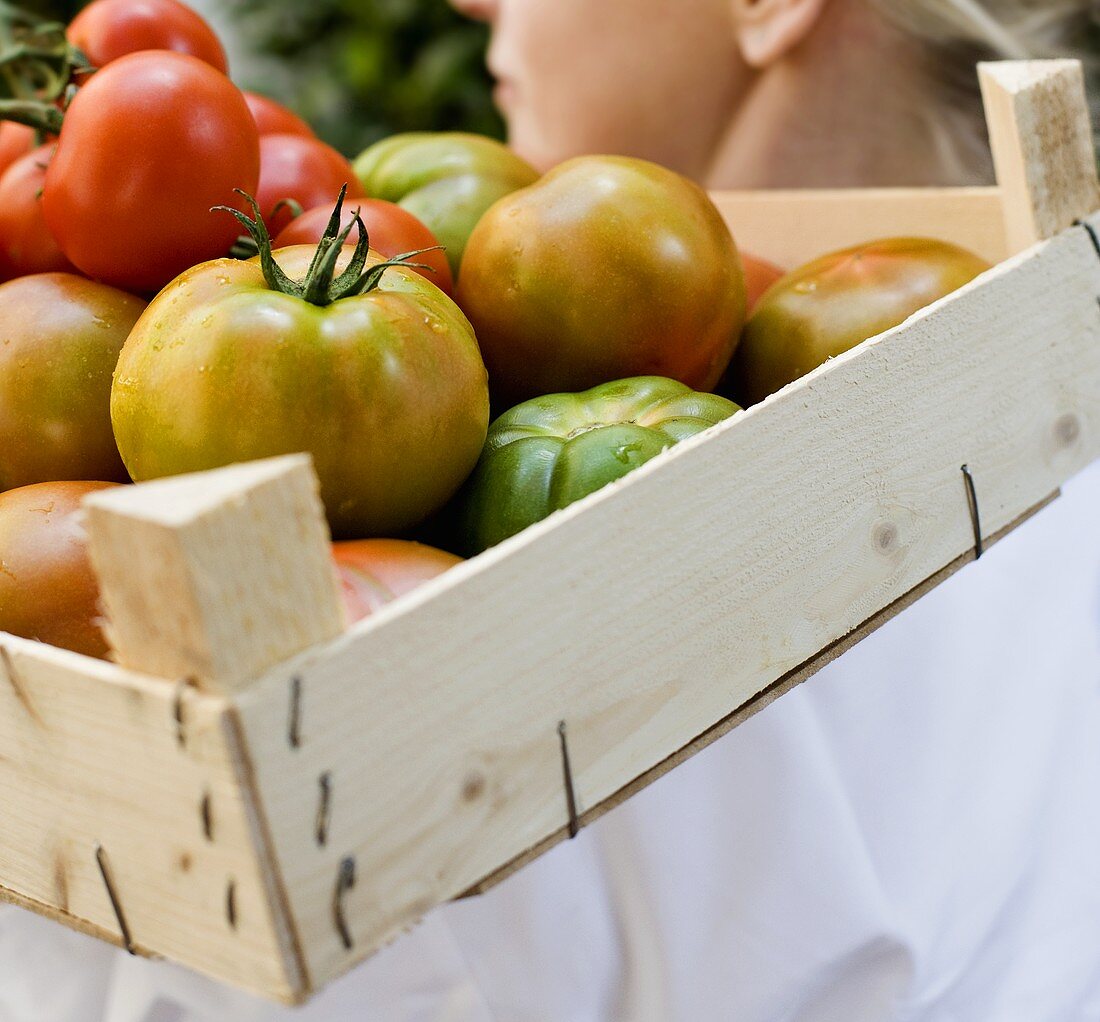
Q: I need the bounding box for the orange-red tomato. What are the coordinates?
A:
[257,134,365,234]
[68,0,228,73]
[0,123,38,180]
[0,145,76,281]
[244,92,314,138]
[742,252,784,312]
[0,273,146,490]
[333,539,462,623]
[0,480,118,659]
[725,238,990,406]
[42,51,259,292]
[274,200,454,296]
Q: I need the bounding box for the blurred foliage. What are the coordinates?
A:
[18,0,83,20]
[225,0,501,157]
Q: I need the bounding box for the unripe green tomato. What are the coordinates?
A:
[354,132,538,276]
[0,273,146,491]
[111,246,490,538]
[458,377,739,554]
[725,237,990,406]
[457,155,747,408]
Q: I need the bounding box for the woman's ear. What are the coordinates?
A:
[731,0,829,68]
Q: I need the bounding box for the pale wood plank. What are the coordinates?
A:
[234,218,1100,991]
[980,60,1100,251]
[0,636,307,1001]
[83,455,344,694]
[711,187,1008,268]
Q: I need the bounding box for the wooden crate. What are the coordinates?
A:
[2,61,1099,1004]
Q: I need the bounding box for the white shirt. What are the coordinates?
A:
[4,460,1099,1022]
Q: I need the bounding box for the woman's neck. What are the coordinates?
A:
[705,2,994,190]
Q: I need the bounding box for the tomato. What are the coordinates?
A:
[42,52,259,293]
[354,132,538,276]
[0,145,76,281]
[333,539,462,623]
[274,199,454,297]
[0,480,118,659]
[257,134,364,234]
[457,377,738,554]
[244,91,314,138]
[111,201,489,537]
[725,238,991,406]
[68,0,228,73]
[458,156,746,407]
[0,123,38,180]
[0,273,145,491]
[743,252,784,312]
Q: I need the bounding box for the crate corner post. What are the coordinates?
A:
[980,58,1100,251]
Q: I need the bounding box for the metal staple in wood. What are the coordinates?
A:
[316,772,333,847]
[226,880,238,930]
[960,465,984,560]
[288,676,303,748]
[1073,219,1100,311]
[333,856,356,950]
[171,678,193,748]
[94,844,135,955]
[557,721,580,839]
[200,792,213,841]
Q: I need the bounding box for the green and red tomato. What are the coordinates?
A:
[354,132,538,276]
[458,155,747,407]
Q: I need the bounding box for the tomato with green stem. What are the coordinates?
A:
[41,51,259,292]
[274,198,454,297]
[111,190,489,537]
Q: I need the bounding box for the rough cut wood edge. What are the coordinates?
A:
[980,60,1100,253]
[0,636,306,1002]
[83,455,344,695]
[234,217,1100,993]
[710,187,1007,268]
[458,489,1058,898]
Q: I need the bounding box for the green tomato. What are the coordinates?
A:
[111,245,490,538]
[458,377,739,553]
[354,132,538,276]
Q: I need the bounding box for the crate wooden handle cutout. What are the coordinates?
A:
[1,61,1099,1004]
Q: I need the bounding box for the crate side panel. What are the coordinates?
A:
[711,187,1008,267]
[0,638,304,1002]
[238,222,1100,989]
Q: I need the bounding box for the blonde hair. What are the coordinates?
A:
[871,0,1099,180]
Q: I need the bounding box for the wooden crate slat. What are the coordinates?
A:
[712,187,1007,268]
[0,637,307,1002]
[232,216,1100,993]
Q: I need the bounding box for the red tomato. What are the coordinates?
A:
[333,539,462,623]
[68,0,228,73]
[42,51,259,293]
[0,146,76,281]
[274,200,454,296]
[256,134,364,234]
[0,123,37,180]
[244,91,314,138]
[0,480,119,659]
[743,252,784,312]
